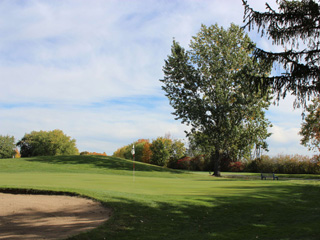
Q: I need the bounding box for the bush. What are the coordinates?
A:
[175,156,191,170]
[80,151,107,156]
[229,161,245,172]
[173,155,208,171]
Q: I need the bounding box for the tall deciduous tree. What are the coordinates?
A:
[243,0,320,106]
[300,97,320,151]
[0,135,16,159]
[17,129,79,157]
[161,24,272,176]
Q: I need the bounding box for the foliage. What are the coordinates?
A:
[150,137,173,166]
[175,156,191,170]
[300,97,320,151]
[17,129,79,157]
[133,140,149,162]
[175,155,208,171]
[229,161,245,172]
[166,139,186,168]
[14,148,21,158]
[245,154,320,174]
[141,141,152,163]
[113,139,150,162]
[243,0,320,106]
[161,23,272,176]
[113,146,128,159]
[114,137,186,167]
[80,151,107,156]
[80,151,90,155]
[171,139,186,160]
[0,135,16,159]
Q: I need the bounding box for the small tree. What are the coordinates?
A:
[0,135,16,159]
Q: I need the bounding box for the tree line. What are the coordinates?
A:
[113,136,186,168]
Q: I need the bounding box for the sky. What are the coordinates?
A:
[0,0,314,156]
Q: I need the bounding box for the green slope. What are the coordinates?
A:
[0,155,185,176]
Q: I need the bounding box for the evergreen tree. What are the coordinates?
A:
[243,0,320,106]
[161,24,272,176]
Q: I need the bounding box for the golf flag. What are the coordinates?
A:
[131,145,135,157]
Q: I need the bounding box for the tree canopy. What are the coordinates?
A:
[243,0,320,106]
[17,129,79,157]
[161,24,272,176]
[0,135,16,159]
[300,97,320,152]
[113,136,186,167]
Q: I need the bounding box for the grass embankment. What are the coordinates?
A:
[0,155,319,240]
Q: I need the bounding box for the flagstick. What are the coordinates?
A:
[131,145,135,182]
[133,154,135,182]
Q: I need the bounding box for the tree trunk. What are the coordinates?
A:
[213,149,221,177]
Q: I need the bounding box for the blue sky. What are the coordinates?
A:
[0,0,313,156]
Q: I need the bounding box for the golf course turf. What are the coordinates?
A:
[0,155,319,240]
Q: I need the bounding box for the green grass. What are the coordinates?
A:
[1,155,320,240]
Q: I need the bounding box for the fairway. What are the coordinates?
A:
[1,155,320,240]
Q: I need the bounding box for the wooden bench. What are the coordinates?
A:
[261,173,278,180]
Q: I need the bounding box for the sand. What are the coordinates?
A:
[0,193,112,240]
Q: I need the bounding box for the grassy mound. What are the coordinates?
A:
[1,155,320,240]
[0,155,184,176]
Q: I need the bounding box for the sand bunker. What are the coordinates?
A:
[0,193,111,240]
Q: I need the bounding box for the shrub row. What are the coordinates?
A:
[244,154,320,174]
[172,154,320,174]
[80,151,107,156]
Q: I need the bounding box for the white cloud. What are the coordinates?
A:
[265,95,312,156]
[269,125,301,144]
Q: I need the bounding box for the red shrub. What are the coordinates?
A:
[229,161,245,172]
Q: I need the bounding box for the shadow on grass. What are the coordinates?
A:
[72,183,320,240]
[25,155,184,173]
